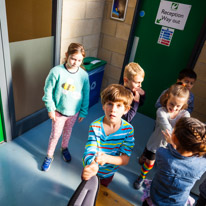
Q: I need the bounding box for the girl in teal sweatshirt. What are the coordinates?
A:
[41,43,90,171]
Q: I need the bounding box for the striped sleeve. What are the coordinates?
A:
[119,120,135,156]
[82,120,101,167]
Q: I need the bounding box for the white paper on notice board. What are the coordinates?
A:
[155,0,191,30]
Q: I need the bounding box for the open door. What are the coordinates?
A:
[4,0,62,138]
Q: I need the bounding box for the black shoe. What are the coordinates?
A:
[133,176,144,190]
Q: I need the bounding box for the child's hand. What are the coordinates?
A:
[162,129,172,143]
[133,88,145,102]
[162,129,176,149]
[48,111,56,121]
[82,161,99,180]
[95,152,109,166]
[136,87,145,96]
[133,90,140,102]
[78,117,84,122]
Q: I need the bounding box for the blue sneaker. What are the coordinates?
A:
[41,156,53,171]
[62,148,71,162]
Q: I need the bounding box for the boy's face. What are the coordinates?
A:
[177,77,195,91]
[124,75,144,92]
[103,101,128,124]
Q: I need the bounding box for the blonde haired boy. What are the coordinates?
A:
[122,62,145,123]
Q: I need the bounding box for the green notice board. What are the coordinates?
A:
[0,91,5,143]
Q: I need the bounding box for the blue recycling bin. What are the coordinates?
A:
[83,57,107,107]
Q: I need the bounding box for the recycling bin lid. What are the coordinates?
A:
[83,57,107,71]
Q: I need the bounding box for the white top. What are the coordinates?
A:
[146,107,190,153]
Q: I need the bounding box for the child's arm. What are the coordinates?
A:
[95,152,130,166]
[187,93,194,114]
[79,73,90,119]
[82,161,99,180]
[122,89,145,123]
[82,123,99,180]
[157,108,173,133]
[137,88,146,107]
[162,129,176,149]
[42,69,57,114]
[48,111,56,121]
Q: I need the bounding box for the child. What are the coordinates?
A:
[122,62,145,123]
[142,117,206,206]
[41,43,90,171]
[155,69,197,113]
[82,84,134,187]
[134,83,190,189]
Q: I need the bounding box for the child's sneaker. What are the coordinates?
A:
[62,148,71,162]
[41,156,53,171]
[133,176,144,190]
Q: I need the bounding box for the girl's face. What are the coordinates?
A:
[67,53,84,69]
[166,94,187,114]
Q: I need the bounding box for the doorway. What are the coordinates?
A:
[1,0,62,140]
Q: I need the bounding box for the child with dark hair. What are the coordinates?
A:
[142,117,206,206]
[156,69,197,113]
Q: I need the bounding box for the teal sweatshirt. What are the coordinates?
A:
[42,64,90,118]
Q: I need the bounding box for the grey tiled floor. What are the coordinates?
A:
[0,102,199,206]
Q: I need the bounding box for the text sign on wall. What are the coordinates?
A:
[155,0,191,30]
[158,27,174,47]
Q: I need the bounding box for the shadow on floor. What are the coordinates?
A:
[0,101,200,206]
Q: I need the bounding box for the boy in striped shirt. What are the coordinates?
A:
[82,84,135,187]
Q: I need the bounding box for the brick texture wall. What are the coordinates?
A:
[97,0,137,88]
[60,0,105,63]
[191,41,206,122]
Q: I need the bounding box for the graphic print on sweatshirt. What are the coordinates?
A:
[62,77,81,100]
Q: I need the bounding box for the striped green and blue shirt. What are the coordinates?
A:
[82,116,135,179]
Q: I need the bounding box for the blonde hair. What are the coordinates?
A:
[160,83,189,110]
[123,62,145,80]
[101,84,133,110]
